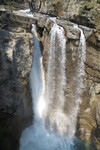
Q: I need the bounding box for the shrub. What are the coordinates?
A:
[92,11,97,17]
[97,0,100,4]
[79,6,85,14]
[79,2,94,14]
[84,2,94,11]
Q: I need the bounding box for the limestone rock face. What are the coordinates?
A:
[36,16,100,150]
[36,15,100,148]
[0,9,33,150]
[0,0,100,150]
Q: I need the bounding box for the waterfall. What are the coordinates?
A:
[44,22,86,138]
[30,24,46,120]
[66,24,86,138]
[45,22,67,135]
[73,24,86,114]
[20,21,86,150]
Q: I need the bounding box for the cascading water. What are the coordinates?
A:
[65,24,86,139]
[20,20,86,150]
[74,24,86,110]
[45,21,67,136]
[30,24,46,120]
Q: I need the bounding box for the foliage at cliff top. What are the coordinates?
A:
[78,0,100,19]
[79,2,94,14]
[0,0,24,5]
[97,0,100,4]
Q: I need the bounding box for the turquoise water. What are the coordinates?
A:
[20,123,98,150]
[74,138,98,150]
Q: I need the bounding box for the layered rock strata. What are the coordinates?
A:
[0,0,100,149]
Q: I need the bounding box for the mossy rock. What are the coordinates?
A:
[84,3,94,11]
[97,0,100,4]
[74,139,99,150]
[48,0,63,16]
[79,2,94,14]
[92,11,97,17]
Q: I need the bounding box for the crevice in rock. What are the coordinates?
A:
[70,15,95,29]
[85,72,100,83]
[87,41,100,51]
[36,24,44,38]
[85,63,100,73]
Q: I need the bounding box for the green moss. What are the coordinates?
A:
[79,6,85,14]
[79,2,94,14]
[97,0,100,4]
[74,139,99,150]
[66,22,73,26]
[92,11,97,17]
[85,3,94,11]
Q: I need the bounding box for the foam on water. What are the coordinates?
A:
[19,9,33,17]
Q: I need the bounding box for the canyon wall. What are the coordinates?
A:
[0,0,100,149]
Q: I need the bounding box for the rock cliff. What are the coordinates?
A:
[0,5,33,149]
[0,0,100,150]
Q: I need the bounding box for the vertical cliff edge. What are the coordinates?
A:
[0,0,100,150]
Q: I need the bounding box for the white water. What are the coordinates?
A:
[65,24,86,138]
[20,22,86,150]
[19,9,33,18]
[30,24,46,120]
[73,24,86,114]
[45,21,67,136]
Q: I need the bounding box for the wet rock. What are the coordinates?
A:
[66,26,80,40]
[0,10,33,149]
[0,0,100,149]
[70,15,95,28]
[0,27,33,110]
